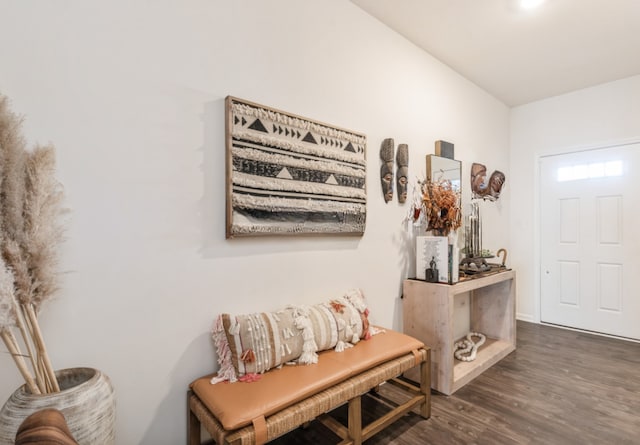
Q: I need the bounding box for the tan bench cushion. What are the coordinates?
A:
[330,328,424,372]
[191,328,424,431]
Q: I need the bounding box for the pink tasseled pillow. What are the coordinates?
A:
[211,289,372,383]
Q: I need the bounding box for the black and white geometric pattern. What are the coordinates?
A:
[226,97,367,237]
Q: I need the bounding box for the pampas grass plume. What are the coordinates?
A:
[23,144,65,309]
[0,260,17,330]
[0,95,27,246]
[0,94,30,303]
[3,238,31,304]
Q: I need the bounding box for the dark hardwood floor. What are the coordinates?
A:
[269,321,640,444]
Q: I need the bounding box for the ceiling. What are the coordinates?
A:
[351,0,640,107]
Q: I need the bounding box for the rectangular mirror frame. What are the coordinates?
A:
[426,154,462,190]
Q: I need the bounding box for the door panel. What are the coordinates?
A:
[540,143,639,340]
[597,195,621,244]
[558,261,579,306]
[597,263,621,312]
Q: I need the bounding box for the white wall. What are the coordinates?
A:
[0,1,509,443]
[510,75,640,322]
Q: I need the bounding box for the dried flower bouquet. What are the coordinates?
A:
[421,179,462,236]
[0,94,65,394]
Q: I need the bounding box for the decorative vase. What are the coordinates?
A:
[0,367,115,445]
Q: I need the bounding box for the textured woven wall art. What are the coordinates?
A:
[225,96,367,237]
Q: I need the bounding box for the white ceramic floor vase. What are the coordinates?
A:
[0,367,115,445]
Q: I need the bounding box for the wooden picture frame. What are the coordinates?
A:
[225,96,367,238]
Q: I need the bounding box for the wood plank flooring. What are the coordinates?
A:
[268,321,640,444]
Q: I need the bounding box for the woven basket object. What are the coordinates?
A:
[0,368,116,445]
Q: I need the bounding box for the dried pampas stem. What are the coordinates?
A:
[14,298,46,393]
[39,355,54,393]
[0,258,45,392]
[0,329,40,394]
[24,304,59,392]
[0,261,44,392]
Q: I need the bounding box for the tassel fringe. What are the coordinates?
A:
[291,305,318,365]
[210,315,238,384]
[238,373,262,383]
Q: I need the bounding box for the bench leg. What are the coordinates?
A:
[188,391,201,445]
[420,349,431,419]
[348,395,362,445]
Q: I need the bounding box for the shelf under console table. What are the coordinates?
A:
[402,270,516,395]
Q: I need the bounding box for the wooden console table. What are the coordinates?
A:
[402,270,516,395]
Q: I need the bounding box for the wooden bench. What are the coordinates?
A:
[188,329,430,445]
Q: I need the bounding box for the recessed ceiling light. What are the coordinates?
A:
[520,0,545,9]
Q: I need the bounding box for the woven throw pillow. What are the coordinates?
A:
[211,288,372,383]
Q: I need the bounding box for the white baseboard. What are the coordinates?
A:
[516,313,536,323]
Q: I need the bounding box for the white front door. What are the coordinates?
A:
[540,143,640,340]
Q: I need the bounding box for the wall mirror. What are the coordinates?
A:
[426,154,461,190]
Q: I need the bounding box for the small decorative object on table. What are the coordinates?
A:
[460,201,491,274]
[416,236,448,283]
[425,256,439,283]
[453,332,486,362]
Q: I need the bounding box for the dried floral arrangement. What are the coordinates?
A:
[421,179,461,236]
[0,94,65,394]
